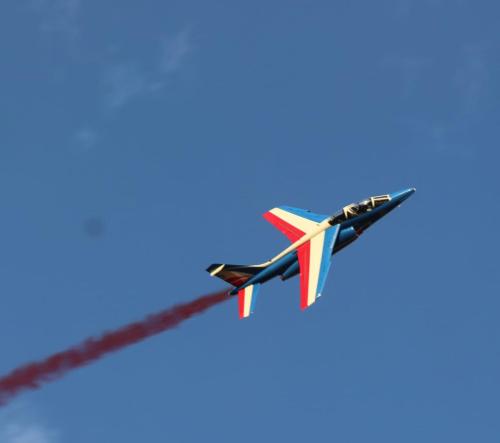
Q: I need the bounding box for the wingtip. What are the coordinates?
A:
[207,263,225,276]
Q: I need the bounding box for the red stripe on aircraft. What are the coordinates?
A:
[238,289,245,319]
[227,275,249,287]
[263,211,304,243]
[297,242,311,310]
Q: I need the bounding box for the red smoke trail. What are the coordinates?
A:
[0,289,228,406]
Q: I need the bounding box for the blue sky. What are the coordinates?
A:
[0,1,499,442]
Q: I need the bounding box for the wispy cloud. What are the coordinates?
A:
[381,55,430,97]
[392,0,413,18]
[161,28,192,74]
[405,43,490,157]
[428,124,449,153]
[0,404,59,443]
[453,45,488,114]
[103,63,148,109]
[102,27,193,110]
[1,423,58,443]
[391,0,465,19]
[29,0,80,40]
[73,127,98,152]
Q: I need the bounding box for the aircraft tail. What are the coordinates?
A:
[206,263,265,288]
[237,284,260,318]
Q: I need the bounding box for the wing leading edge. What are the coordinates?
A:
[263,206,330,243]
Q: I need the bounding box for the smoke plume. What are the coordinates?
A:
[0,289,228,406]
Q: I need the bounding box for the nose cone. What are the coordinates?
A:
[390,188,416,205]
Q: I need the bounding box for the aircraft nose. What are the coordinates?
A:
[390,187,416,204]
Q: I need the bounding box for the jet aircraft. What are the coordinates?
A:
[207,188,415,318]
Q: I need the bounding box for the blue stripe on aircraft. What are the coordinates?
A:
[316,224,340,297]
[250,285,260,313]
[240,252,296,290]
[278,206,329,223]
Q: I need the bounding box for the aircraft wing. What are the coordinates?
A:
[296,224,340,309]
[263,206,340,309]
[263,206,330,242]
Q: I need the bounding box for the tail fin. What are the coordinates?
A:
[206,263,265,287]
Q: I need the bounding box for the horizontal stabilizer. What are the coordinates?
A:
[238,284,260,319]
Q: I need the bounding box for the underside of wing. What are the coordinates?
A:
[263,206,330,243]
[297,224,340,309]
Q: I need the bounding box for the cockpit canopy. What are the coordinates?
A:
[330,195,391,224]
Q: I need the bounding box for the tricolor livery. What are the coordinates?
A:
[207,188,415,318]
